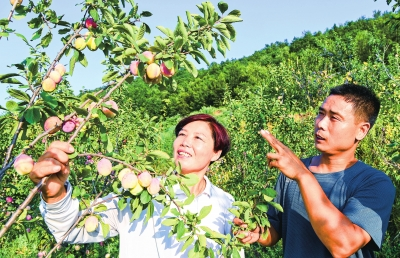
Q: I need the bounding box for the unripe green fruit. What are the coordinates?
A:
[87,37,98,51]
[44,116,62,134]
[42,78,56,92]
[118,168,132,181]
[74,37,86,51]
[84,215,99,233]
[121,172,138,189]
[102,100,118,118]
[147,178,161,195]
[142,51,155,64]
[14,154,34,175]
[97,158,112,176]
[49,70,62,84]
[54,63,66,76]
[138,171,152,187]
[146,63,161,79]
[130,183,144,196]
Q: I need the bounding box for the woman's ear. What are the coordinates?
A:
[211,150,222,162]
[356,122,371,141]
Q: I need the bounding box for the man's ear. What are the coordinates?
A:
[356,122,371,141]
[211,150,222,162]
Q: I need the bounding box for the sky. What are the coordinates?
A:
[0,0,394,108]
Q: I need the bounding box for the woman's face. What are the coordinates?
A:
[173,121,222,174]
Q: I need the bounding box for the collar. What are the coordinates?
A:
[174,175,212,198]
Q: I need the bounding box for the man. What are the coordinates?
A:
[235,84,395,257]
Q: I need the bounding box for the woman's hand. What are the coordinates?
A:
[29,141,74,203]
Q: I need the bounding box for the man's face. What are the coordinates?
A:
[314,95,366,155]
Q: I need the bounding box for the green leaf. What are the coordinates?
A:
[225,24,236,41]
[147,150,170,159]
[79,52,88,67]
[156,26,174,38]
[198,234,207,247]
[40,32,53,48]
[182,59,198,78]
[89,8,100,21]
[69,53,78,76]
[181,236,194,252]
[232,248,241,258]
[24,106,42,124]
[0,73,20,81]
[218,2,228,14]
[145,201,154,223]
[161,218,179,227]
[140,189,152,204]
[227,10,241,17]
[17,209,28,222]
[198,205,212,220]
[228,208,240,218]
[40,91,58,109]
[94,204,108,212]
[190,50,209,66]
[256,204,268,212]
[174,16,188,43]
[58,28,71,35]
[268,201,284,213]
[181,173,199,186]
[72,107,89,116]
[100,220,110,238]
[102,70,119,84]
[183,194,195,206]
[174,36,184,51]
[130,203,143,222]
[8,89,30,102]
[160,205,170,217]
[2,78,22,85]
[140,11,152,17]
[31,28,43,41]
[0,19,10,26]
[6,101,19,112]
[216,38,226,57]
[176,220,185,239]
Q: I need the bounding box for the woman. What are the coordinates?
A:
[30,114,238,258]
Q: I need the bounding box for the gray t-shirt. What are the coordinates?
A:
[267,157,395,258]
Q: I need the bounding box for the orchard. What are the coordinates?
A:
[0,0,279,257]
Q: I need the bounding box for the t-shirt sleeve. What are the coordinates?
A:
[267,173,285,238]
[343,171,395,250]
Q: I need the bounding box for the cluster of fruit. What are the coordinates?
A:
[43,115,84,134]
[41,63,66,92]
[74,18,98,51]
[130,51,175,84]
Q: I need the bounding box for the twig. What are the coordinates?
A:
[0,0,19,40]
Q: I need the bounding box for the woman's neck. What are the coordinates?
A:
[190,176,207,196]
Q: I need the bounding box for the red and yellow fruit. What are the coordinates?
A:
[160,62,175,78]
[130,183,144,196]
[102,100,118,118]
[118,168,132,181]
[87,36,98,51]
[138,171,152,187]
[121,172,138,189]
[44,116,62,134]
[14,154,34,175]
[142,51,155,64]
[147,178,161,195]
[84,215,99,233]
[54,63,66,76]
[97,158,112,176]
[42,78,56,92]
[49,70,62,84]
[146,63,161,80]
[85,18,97,30]
[62,120,76,133]
[130,61,140,76]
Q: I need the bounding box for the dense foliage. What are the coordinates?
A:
[1,4,399,258]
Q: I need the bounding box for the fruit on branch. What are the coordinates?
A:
[121,172,138,189]
[85,18,97,30]
[118,168,132,181]
[105,254,111,258]
[74,245,81,251]
[87,36,98,51]
[14,154,34,175]
[49,70,62,84]
[129,61,140,76]
[42,77,56,92]
[9,0,23,6]
[26,214,32,221]
[62,120,76,133]
[160,62,175,78]
[97,158,112,176]
[54,63,66,76]
[147,178,161,195]
[74,37,86,51]
[146,63,161,79]
[143,72,162,85]
[142,51,155,64]
[6,196,13,203]
[102,100,118,118]
[44,116,62,134]
[130,182,144,196]
[138,171,152,187]
[84,215,99,233]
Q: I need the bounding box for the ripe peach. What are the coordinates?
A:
[44,116,62,134]
[146,63,161,79]
[130,182,144,196]
[54,63,66,76]
[142,51,155,64]
[121,172,138,189]
[75,37,86,51]
[42,78,56,92]
[84,215,99,233]
[97,158,112,176]
[138,171,152,187]
[14,154,34,175]
[160,62,175,78]
[49,70,62,84]
[85,18,97,30]
[147,178,161,195]
[130,61,140,76]
[62,120,76,133]
[102,100,118,118]
[118,168,132,181]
